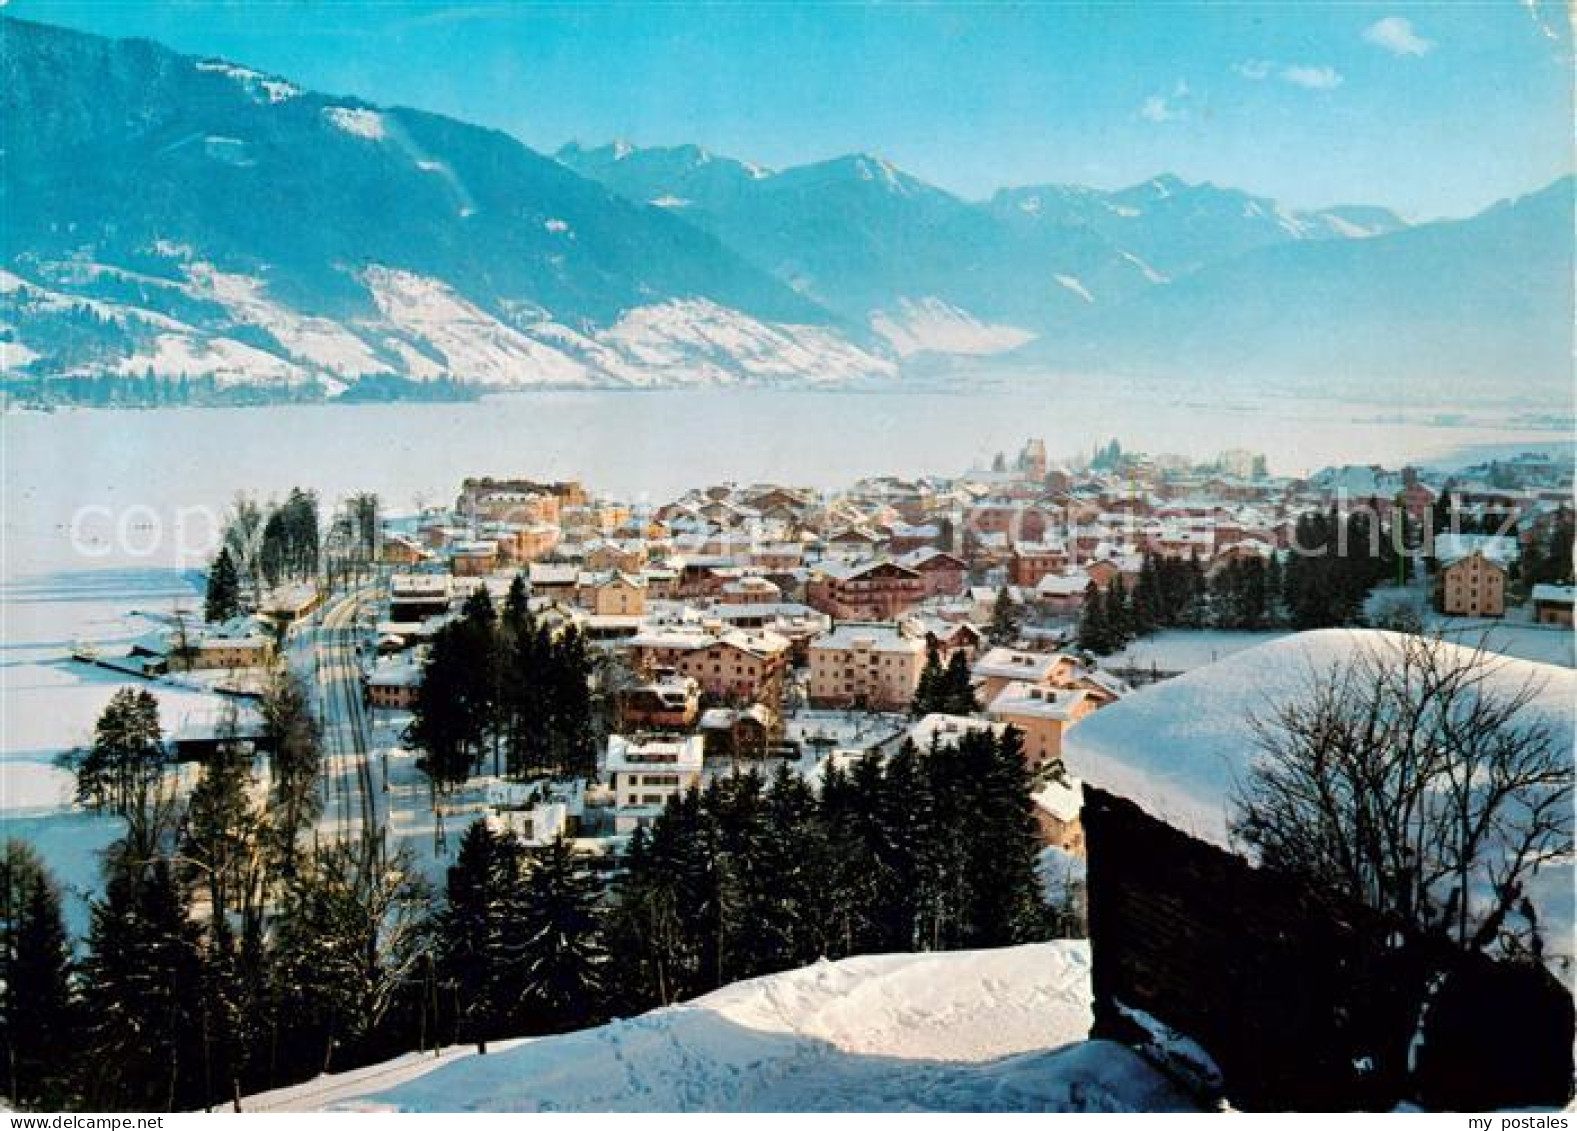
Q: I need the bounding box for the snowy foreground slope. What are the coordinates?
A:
[245,942,1195,1113]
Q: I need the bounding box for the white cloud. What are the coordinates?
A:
[1363,16,1434,56]
[1139,80,1191,124]
[1280,64,1344,90]
[1233,59,1274,80]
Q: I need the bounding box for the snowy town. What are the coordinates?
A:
[4,1,1575,1118]
[5,436,1572,1113]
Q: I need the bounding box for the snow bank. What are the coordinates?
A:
[248,942,1194,1112]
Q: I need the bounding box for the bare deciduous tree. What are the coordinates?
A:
[1232,633,1572,959]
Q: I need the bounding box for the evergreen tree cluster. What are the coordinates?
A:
[11,690,1056,1111]
[609,732,1051,1013]
[1282,507,1397,629]
[1077,508,1407,656]
[256,489,321,589]
[910,646,980,716]
[412,578,598,793]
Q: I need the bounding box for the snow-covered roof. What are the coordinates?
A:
[973,647,1070,684]
[987,682,1088,722]
[605,734,704,774]
[1531,584,1575,606]
[1064,629,1576,950]
[1434,533,1519,567]
[907,713,1005,750]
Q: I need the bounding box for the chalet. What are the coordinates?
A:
[582,572,647,617]
[366,658,422,710]
[1011,540,1071,587]
[1031,773,1085,853]
[699,704,773,761]
[1532,583,1575,627]
[616,671,701,730]
[1063,631,1576,1110]
[626,624,791,702]
[807,559,926,621]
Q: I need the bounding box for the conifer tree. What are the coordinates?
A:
[204,547,242,624]
[80,858,208,1111]
[436,820,518,1052]
[939,650,980,715]
[0,843,77,1111]
[511,836,607,1035]
[987,585,1020,646]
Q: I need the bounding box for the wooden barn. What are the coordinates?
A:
[1064,629,1576,1111]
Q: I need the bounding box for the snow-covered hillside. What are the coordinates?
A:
[3,258,897,393]
[245,942,1195,1113]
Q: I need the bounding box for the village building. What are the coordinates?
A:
[605,734,705,834]
[1434,534,1518,618]
[699,704,774,761]
[895,547,969,597]
[807,620,927,711]
[971,646,1080,705]
[1031,774,1085,854]
[1010,540,1071,587]
[581,571,648,617]
[449,539,500,577]
[984,682,1097,768]
[1531,583,1575,626]
[807,559,927,621]
[626,624,791,702]
[616,671,701,730]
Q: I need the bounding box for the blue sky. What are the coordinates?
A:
[10,1,1572,218]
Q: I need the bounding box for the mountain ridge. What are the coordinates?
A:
[2,16,1569,401]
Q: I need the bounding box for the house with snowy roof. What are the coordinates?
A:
[1532,583,1575,627]
[605,734,704,834]
[984,682,1096,769]
[1063,629,1576,1110]
[971,646,1079,705]
[1433,533,1518,618]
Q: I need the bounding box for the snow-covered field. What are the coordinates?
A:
[1102,629,1290,674]
[245,941,1195,1113]
[0,567,228,932]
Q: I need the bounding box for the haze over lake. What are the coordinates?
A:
[5,381,1567,576]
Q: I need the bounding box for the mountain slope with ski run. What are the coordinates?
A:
[244,941,1196,1113]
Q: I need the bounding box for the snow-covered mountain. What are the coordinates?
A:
[3,16,1570,400]
[0,18,889,396]
[243,941,1197,1113]
[562,141,1571,393]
